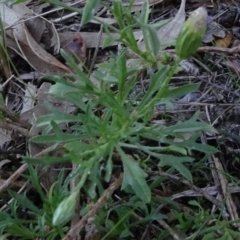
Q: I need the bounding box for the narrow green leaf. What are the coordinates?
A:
[36,113,82,127]
[138,1,150,24]
[138,144,187,156]
[64,141,93,153]
[49,82,88,111]
[202,232,217,240]
[169,121,217,134]
[162,84,200,99]
[0,224,35,238]
[9,0,26,5]
[143,25,160,56]
[102,35,117,48]
[93,70,118,83]
[170,139,218,154]
[117,146,151,203]
[158,155,194,182]
[150,18,172,30]
[81,0,100,25]
[121,27,138,48]
[35,102,83,127]
[137,65,172,110]
[117,50,127,102]
[23,156,70,165]
[166,111,218,134]
[8,190,43,215]
[30,132,84,144]
[112,0,125,29]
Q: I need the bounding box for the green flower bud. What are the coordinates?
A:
[176,7,207,60]
[52,192,77,226]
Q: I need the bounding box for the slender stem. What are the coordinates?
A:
[75,158,94,192]
[142,57,181,114]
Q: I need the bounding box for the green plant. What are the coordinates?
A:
[25,8,216,227]
[0,165,71,239]
[0,0,221,239]
[170,200,240,240]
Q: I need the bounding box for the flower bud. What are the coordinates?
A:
[176,7,207,60]
[52,192,77,226]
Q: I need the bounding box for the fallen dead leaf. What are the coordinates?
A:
[215,33,232,48]
[156,0,186,48]
[12,3,46,43]
[20,83,37,114]
[60,32,87,63]
[21,82,76,156]
[137,0,186,51]
[0,4,70,75]
[203,21,226,43]
[232,39,240,47]
[179,59,200,75]
[0,160,11,169]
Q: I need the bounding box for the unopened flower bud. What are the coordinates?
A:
[176,7,207,60]
[52,192,77,226]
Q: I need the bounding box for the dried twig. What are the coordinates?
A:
[63,173,123,240]
[212,155,240,229]
[197,45,240,54]
[0,105,31,129]
[88,24,103,75]
[70,163,80,228]
[0,145,63,194]
[158,219,183,240]
[166,45,240,54]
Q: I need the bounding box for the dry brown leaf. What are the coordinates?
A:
[203,21,226,43]
[215,33,232,48]
[156,0,186,47]
[16,2,60,53]
[12,3,45,43]
[24,25,71,74]
[21,82,76,156]
[137,0,186,51]
[179,59,200,75]
[232,39,240,47]
[13,3,60,54]
[0,4,70,75]
[20,83,37,114]
[60,32,87,63]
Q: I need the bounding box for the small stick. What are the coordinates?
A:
[158,219,183,240]
[63,173,123,240]
[0,145,62,194]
